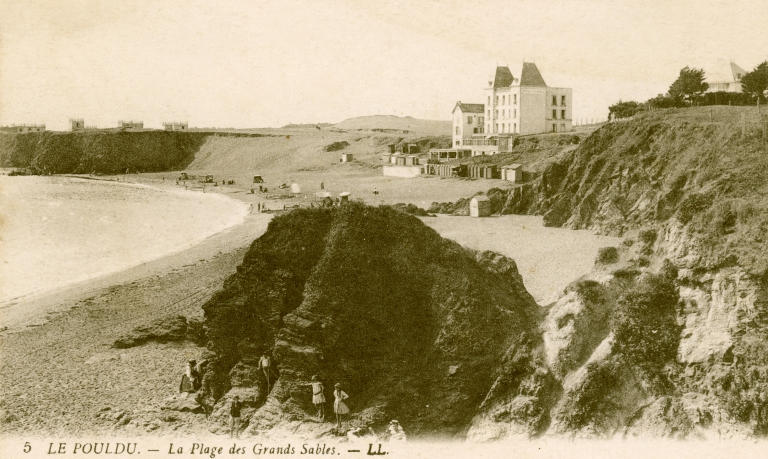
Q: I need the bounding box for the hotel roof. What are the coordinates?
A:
[520,62,547,87]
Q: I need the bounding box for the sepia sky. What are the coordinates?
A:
[1,0,766,130]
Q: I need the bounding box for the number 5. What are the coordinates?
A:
[23,442,31,453]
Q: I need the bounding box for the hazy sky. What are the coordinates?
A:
[1,0,766,130]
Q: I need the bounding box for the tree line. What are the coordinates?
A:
[609,61,768,120]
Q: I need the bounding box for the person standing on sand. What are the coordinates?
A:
[258,353,272,393]
[310,375,326,421]
[179,360,196,394]
[230,396,242,438]
[333,383,349,429]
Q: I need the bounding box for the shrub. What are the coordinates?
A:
[639,229,658,246]
[612,274,680,375]
[637,257,650,267]
[676,193,713,224]
[609,100,644,119]
[596,247,619,265]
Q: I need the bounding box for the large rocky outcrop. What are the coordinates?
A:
[200,204,550,438]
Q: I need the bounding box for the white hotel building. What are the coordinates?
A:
[433,63,572,159]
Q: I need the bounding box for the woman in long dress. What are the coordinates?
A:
[179,360,196,394]
[333,383,349,429]
[310,375,326,421]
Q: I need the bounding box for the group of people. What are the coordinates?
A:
[308,375,349,429]
[182,355,404,440]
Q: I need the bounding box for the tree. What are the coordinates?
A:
[740,61,768,102]
[668,66,708,103]
[608,100,643,120]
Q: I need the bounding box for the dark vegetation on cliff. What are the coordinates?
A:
[199,203,552,436]
[0,131,267,174]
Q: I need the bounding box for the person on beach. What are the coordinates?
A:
[385,420,407,441]
[179,360,197,394]
[258,354,272,393]
[333,383,349,429]
[310,375,326,421]
[230,396,242,438]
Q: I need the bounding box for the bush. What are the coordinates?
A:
[612,274,680,375]
[639,229,658,246]
[676,193,713,224]
[609,101,643,119]
[596,247,619,265]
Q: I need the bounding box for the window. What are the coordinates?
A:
[513,109,517,118]
[514,122,517,133]
[561,110,566,119]
[457,140,461,145]
[561,95,566,106]
[513,94,517,104]
[561,123,566,132]
[455,126,459,135]
[494,109,498,118]
[495,95,499,104]
[488,96,490,105]
[468,116,472,124]
[552,124,557,132]
[552,109,557,119]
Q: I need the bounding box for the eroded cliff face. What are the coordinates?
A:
[199,204,553,438]
[494,108,768,439]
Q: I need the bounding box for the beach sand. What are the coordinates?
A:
[0,209,272,435]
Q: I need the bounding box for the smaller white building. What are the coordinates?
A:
[705,61,747,93]
[452,102,485,148]
[469,195,491,217]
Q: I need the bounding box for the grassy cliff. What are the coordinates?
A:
[0,131,213,174]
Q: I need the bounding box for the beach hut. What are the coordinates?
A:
[500,164,523,183]
[339,191,351,203]
[340,153,354,163]
[290,183,301,194]
[469,195,491,217]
